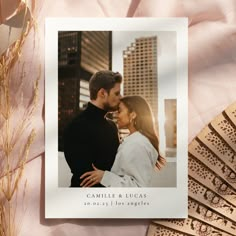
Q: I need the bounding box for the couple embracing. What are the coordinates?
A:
[64,70,165,188]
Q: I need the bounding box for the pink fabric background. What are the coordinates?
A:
[1,0,236,235]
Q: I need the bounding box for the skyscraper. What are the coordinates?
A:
[58,31,111,150]
[123,36,158,129]
[123,35,177,155]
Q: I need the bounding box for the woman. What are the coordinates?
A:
[80,95,165,187]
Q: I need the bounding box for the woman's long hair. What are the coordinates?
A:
[120,96,165,169]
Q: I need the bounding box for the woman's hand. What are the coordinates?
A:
[80,164,104,187]
[155,156,166,170]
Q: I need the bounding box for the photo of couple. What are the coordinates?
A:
[63,70,166,187]
[58,29,179,189]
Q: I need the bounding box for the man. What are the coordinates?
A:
[63,70,122,187]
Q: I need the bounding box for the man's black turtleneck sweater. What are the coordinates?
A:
[63,102,120,187]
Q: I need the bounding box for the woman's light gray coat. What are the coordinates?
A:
[101,131,158,187]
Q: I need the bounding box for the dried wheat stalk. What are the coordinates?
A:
[0,5,39,236]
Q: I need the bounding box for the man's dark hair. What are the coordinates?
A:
[89,70,122,100]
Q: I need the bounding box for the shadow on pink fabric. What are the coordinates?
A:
[1,0,236,235]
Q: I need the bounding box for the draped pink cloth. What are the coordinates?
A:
[1,0,236,235]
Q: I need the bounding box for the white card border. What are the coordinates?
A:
[45,17,188,218]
